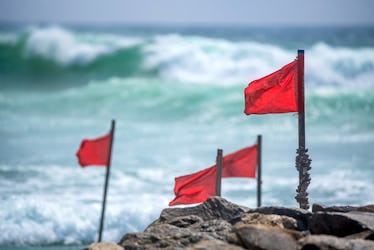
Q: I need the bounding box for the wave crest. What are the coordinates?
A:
[23,26,141,66]
[0,26,373,88]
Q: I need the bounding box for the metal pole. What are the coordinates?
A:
[98,119,115,242]
[295,50,312,210]
[216,149,223,196]
[257,135,262,207]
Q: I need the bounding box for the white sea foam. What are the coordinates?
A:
[0,164,170,245]
[24,26,140,66]
[308,42,374,88]
[3,26,373,88]
[141,34,374,87]
[310,169,374,205]
[143,34,294,85]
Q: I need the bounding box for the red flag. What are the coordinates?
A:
[244,60,298,115]
[169,166,216,206]
[76,133,111,167]
[169,145,258,206]
[222,145,257,178]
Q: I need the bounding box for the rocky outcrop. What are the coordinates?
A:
[247,206,312,231]
[309,211,374,237]
[89,197,374,249]
[235,224,303,250]
[150,196,248,226]
[299,235,374,250]
[312,203,374,213]
[84,242,123,250]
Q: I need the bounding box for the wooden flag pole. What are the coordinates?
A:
[257,135,262,208]
[98,119,115,242]
[216,149,223,196]
[295,50,312,209]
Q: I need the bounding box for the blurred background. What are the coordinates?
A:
[0,0,373,248]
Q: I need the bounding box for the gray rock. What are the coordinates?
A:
[189,219,240,245]
[313,203,374,213]
[345,230,374,241]
[235,212,298,230]
[192,239,245,250]
[84,242,123,250]
[117,198,374,249]
[149,196,247,229]
[309,211,374,237]
[119,224,213,249]
[247,206,312,231]
[235,224,302,250]
[167,215,204,228]
[121,197,248,249]
[299,235,374,250]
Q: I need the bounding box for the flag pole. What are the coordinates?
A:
[257,135,262,207]
[216,149,223,196]
[295,50,312,210]
[98,119,115,242]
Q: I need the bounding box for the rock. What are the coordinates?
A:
[235,224,302,250]
[345,230,374,241]
[119,224,212,249]
[119,221,243,249]
[116,198,374,249]
[313,203,374,213]
[247,206,312,231]
[235,212,298,230]
[167,215,204,228]
[148,196,247,229]
[119,197,249,249]
[84,242,123,250]
[299,235,374,250]
[189,219,239,244]
[309,211,374,237]
[192,239,245,250]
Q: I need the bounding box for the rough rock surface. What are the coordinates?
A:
[235,212,299,230]
[312,203,374,213]
[84,242,123,250]
[151,196,248,226]
[299,235,374,250]
[235,224,302,250]
[247,206,312,231]
[309,211,374,236]
[88,197,374,249]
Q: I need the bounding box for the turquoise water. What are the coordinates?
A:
[1,24,373,248]
[0,246,82,250]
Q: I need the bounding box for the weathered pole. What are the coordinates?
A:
[216,149,223,196]
[256,135,262,207]
[295,50,312,210]
[98,119,115,242]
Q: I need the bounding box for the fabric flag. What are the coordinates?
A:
[222,145,257,178]
[244,60,298,115]
[169,166,216,206]
[76,133,111,167]
[169,145,258,206]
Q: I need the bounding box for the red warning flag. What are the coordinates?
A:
[76,133,111,167]
[244,60,298,115]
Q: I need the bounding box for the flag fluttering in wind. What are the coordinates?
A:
[76,133,111,167]
[244,50,312,210]
[169,145,258,206]
[222,145,257,178]
[169,166,216,206]
[244,60,298,115]
[76,120,116,242]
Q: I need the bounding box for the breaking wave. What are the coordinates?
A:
[0,26,373,88]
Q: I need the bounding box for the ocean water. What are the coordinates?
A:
[0,24,374,248]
